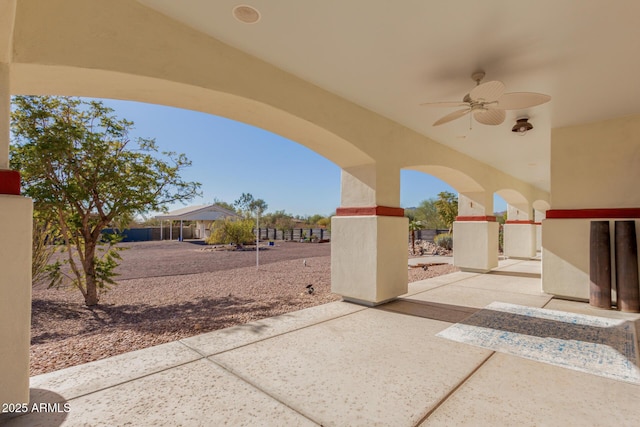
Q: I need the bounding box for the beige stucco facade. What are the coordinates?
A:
[0,195,32,406]
[1,0,638,406]
[542,115,640,299]
[0,0,548,403]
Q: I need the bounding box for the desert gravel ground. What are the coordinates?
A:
[31,240,457,375]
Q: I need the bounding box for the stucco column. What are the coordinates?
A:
[543,115,640,300]
[0,63,32,406]
[534,209,546,252]
[331,164,407,305]
[453,192,499,272]
[503,204,537,259]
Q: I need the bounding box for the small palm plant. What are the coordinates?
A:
[408,219,424,255]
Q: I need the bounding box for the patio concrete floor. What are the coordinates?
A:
[3,259,640,426]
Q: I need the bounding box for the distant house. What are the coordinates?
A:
[155,204,240,240]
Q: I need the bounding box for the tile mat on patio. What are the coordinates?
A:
[437,301,640,384]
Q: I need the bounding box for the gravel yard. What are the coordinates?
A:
[31,240,457,375]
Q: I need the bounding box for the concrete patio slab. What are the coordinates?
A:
[4,259,640,426]
[422,352,640,426]
[210,308,492,427]
[494,259,543,275]
[409,282,552,309]
[377,299,480,324]
[28,341,201,401]
[180,300,366,356]
[8,359,317,427]
[402,271,479,296]
[454,271,547,296]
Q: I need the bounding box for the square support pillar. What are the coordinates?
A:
[453,220,499,273]
[0,195,33,405]
[331,215,408,305]
[542,218,591,300]
[504,222,537,259]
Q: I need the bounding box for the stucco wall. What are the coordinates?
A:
[543,114,640,300]
[0,195,32,405]
[551,114,640,209]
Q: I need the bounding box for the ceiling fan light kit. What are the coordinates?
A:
[421,70,551,128]
[512,117,533,135]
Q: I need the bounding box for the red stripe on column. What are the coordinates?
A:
[455,216,497,222]
[546,208,640,219]
[335,206,405,217]
[0,170,20,195]
[505,220,534,224]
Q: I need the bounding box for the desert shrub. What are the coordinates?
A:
[206,218,255,246]
[434,233,453,250]
[32,218,58,284]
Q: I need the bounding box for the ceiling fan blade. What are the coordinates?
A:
[420,101,468,108]
[495,92,551,110]
[433,108,470,126]
[474,108,506,125]
[470,80,505,103]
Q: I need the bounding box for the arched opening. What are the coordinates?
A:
[495,188,537,259]
[19,94,364,375]
[405,165,485,194]
[98,98,343,216]
[495,188,531,215]
[400,169,458,258]
[401,166,496,271]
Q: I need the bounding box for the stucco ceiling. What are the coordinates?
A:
[138,0,640,192]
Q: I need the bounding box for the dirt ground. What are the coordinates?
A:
[31,240,457,375]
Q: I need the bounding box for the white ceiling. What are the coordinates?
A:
[138,0,640,192]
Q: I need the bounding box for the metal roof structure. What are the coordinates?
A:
[155,204,240,221]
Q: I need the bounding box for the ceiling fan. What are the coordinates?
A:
[421,71,551,127]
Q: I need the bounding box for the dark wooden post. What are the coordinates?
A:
[615,221,640,312]
[590,221,612,309]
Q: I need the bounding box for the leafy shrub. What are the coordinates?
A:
[32,218,58,284]
[434,233,453,250]
[206,218,255,247]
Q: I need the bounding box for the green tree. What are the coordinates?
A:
[10,96,200,306]
[316,216,331,230]
[434,191,458,233]
[414,198,447,229]
[234,193,263,218]
[263,210,295,235]
[305,214,324,226]
[404,208,417,222]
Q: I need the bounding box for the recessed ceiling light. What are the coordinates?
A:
[233,5,261,24]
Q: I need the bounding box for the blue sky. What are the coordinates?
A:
[98,98,506,217]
